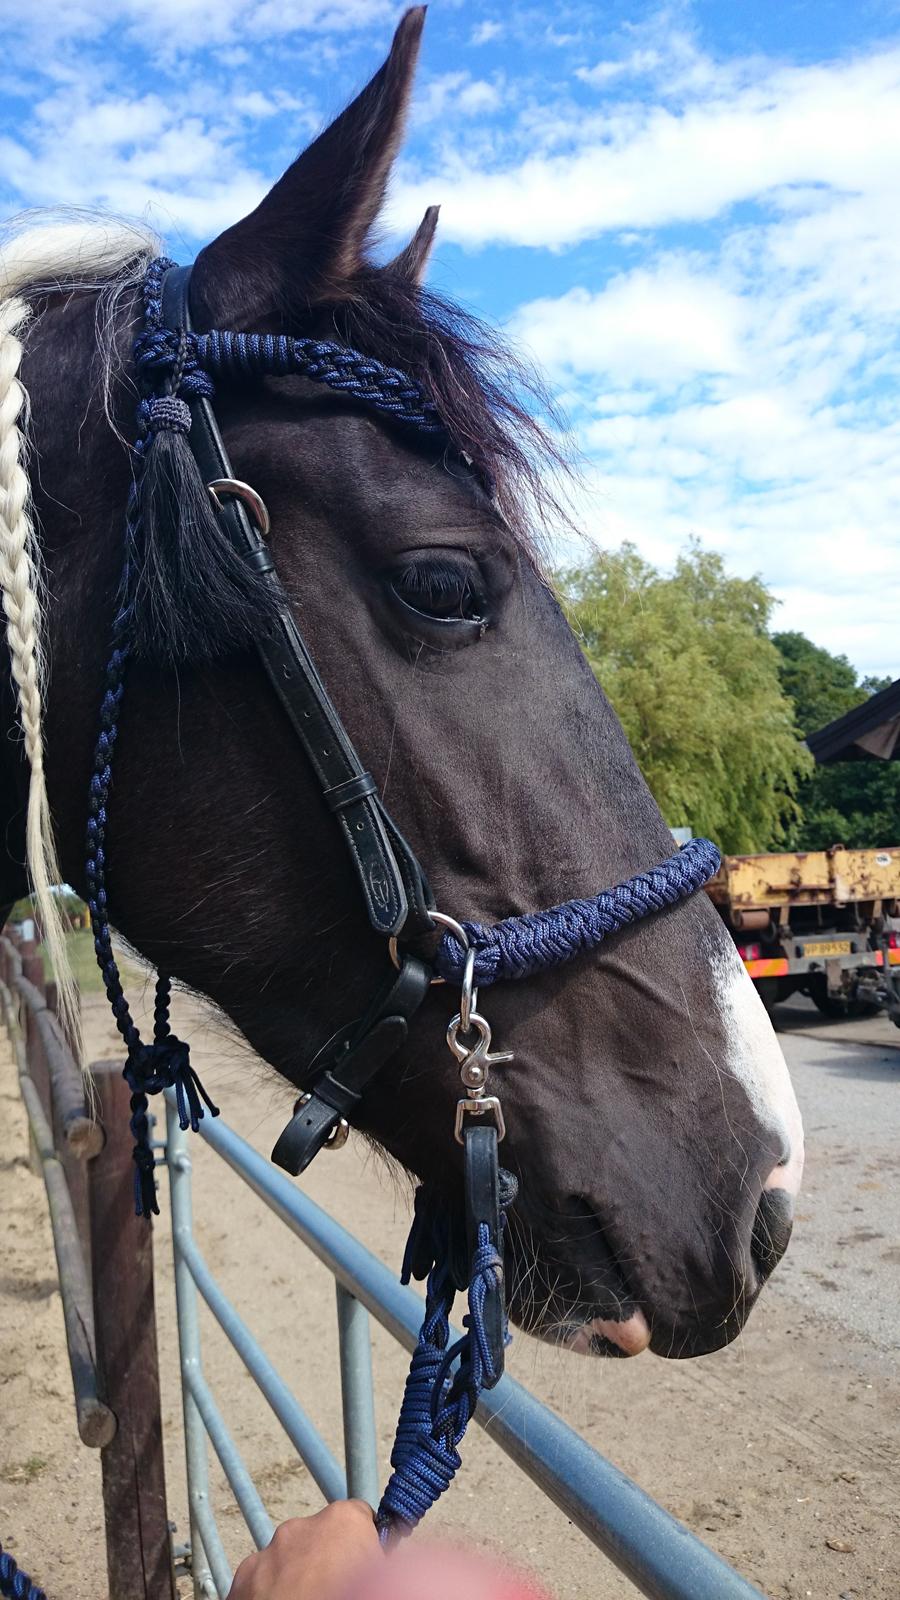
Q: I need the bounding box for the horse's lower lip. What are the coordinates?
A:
[566,1309,652,1358]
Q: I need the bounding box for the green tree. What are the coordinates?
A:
[772,631,861,733]
[773,633,900,849]
[561,544,812,853]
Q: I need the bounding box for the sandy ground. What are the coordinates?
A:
[1,981,898,1600]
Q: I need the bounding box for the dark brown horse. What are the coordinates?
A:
[0,9,802,1360]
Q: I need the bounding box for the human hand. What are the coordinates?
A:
[227,1501,380,1600]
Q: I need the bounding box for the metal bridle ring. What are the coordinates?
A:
[207,477,271,538]
[388,909,470,982]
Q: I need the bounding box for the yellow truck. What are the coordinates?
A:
[706,845,900,1020]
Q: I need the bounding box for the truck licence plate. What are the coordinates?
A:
[805,939,852,957]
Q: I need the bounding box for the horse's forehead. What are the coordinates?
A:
[227,402,493,533]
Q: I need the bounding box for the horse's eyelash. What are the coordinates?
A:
[395,560,479,600]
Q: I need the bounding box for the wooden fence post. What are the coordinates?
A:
[88,1062,175,1600]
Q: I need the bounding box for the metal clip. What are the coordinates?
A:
[447,1013,514,1089]
[433,913,513,1144]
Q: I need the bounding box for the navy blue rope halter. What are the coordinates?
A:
[84,254,721,1543]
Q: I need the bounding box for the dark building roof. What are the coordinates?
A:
[807,677,900,764]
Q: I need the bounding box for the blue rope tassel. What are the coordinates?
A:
[436,835,722,986]
[376,1200,506,1541]
[85,261,219,1219]
[0,1543,46,1600]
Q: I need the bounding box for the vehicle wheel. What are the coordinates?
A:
[845,998,882,1018]
[754,977,779,1016]
[809,977,879,1019]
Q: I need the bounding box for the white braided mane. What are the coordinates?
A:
[0,211,159,1057]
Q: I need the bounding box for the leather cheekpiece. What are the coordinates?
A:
[159,266,435,942]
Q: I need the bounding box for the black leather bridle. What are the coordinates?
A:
[159,267,437,1177]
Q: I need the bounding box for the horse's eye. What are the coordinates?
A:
[389,558,487,626]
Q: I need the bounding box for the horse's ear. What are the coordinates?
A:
[192,7,426,325]
[385,205,440,284]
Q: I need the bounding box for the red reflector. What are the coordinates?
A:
[888,932,899,949]
[737,942,762,961]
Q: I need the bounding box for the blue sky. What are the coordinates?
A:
[1,0,898,676]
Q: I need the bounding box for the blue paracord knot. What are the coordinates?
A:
[436,835,722,986]
[127,1036,219,1132]
[142,394,192,434]
[123,1036,219,1217]
[0,1543,46,1600]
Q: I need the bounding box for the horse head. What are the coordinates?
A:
[1,8,802,1360]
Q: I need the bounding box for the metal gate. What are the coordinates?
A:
[163,1096,765,1600]
[1,924,766,1600]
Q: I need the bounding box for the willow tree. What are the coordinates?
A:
[561,544,812,853]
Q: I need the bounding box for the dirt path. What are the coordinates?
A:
[1,983,897,1600]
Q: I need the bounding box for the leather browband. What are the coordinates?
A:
[159,265,436,1169]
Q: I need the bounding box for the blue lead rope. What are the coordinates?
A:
[435,835,721,986]
[0,1543,45,1600]
[377,1198,507,1541]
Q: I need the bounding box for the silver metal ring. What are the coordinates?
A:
[428,911,470,950]
[388,909,469,981]
[207,477,271,538]
[460,945,477,1034]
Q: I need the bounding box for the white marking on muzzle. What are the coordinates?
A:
[712,940,805,1197]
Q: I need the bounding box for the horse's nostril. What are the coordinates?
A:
[751,1186,794,1282]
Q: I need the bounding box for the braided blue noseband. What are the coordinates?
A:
[85,255,720,1544]
[435,835,721,987]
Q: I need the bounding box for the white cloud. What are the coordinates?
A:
[512,267,748,384]
[576,49,662,88]
[414,72,503,126]
[1,0,397,54]
[0,84,271,236]
[389,46,900,249]
[390,28,899,676]
[471,20,502,46]
[514,235,900,674]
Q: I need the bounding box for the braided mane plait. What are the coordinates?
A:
[0,294,81,1053]
[0,213,159,1062]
